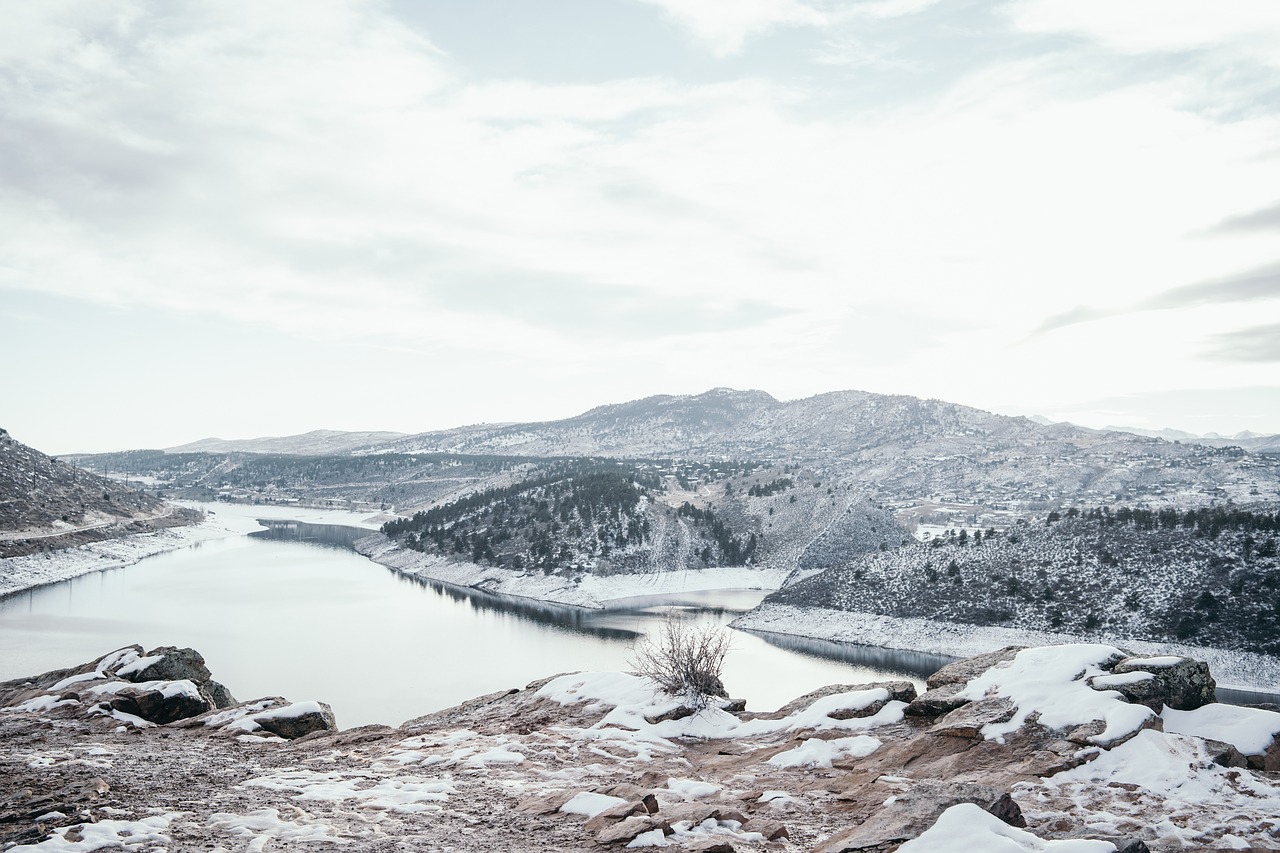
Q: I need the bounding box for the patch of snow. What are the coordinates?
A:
[558,792,627,818]
[245,769,453,813]
[1119,655,1184,669]
[537,671,904,749]
[251,700,326,720]
[1087,671,1153,688]
[897,803,1115,852]
[464,746,525,767]
[48,672,107,692]
[95,647,141,673]
[1162,704,1280,756]
[1031,729,1280,849]
[113,655,165,678]
[207,808,343,847]
[1,695,78,714]
[665,778,721,800]
[766,735,881,768]
[956,645,1154,745]
[10,813,179,851]
[627,828,670,847]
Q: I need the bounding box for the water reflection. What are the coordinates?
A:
[393,573,641,642]
[742,628,956,679]
[249,520,372,549]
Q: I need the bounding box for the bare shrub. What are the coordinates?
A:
[628,614,731,708]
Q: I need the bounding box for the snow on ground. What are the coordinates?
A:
[1161,703,1280,756]
[733,602,1280,693]
[357,534,791,609]
[956,645,1154,746]
[899,804,1115,853]
[10,814,180,851]
[0,501,384,599]
[536,671,906,750]
[1019,729,1280,849]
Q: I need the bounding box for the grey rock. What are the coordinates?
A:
[254,702,338,739]
[764,681,916,720]
[925,647,1024,690]
[1066,713,1162,748]
[929,697,1016,738]
[905,683,971,717]
[1115,841,1151,853]
[815,781,1024,852]
[595,815,668,845]
[107,683,211,725]
[125,647,212,685]
[584,801,649,834]
[644,705,696,724]
[1108,656,1216,711]
[663,802,724,825]
[206,681,237,709]
[743,819,789,841]
[1201,738,1249,769]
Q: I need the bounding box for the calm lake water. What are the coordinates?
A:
[0,509,950,728]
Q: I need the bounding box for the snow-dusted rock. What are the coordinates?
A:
[250,701,338,740]
[926,646,1026,689]
[117,645,238,710]
[895,803,1114,853]
[1107,655,1216,711]
[4,643,1279,852]
[815,782,1025,852]
[929,697,1017,739]
[1162,703,1280,770]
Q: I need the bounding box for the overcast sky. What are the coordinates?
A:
[3,0,1278,453]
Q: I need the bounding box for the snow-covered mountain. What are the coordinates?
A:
[1104,424,1280,454]
[166,429,408,456]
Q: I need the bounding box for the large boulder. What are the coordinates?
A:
[815,782,1024,852]
[118,646,237,709]
[1105,655,1216,711]
[104,680,212,725]
[925,647,1024,690]
[251,701,338,739]
[905,683,971,718]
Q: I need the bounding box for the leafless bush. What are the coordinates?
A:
[629,614,731,708]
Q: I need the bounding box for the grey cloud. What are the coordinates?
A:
[1205,202,1280,234]
[1033,305,1110,335]
[1033,261,1280,335]
[1204,323,1280,363]
[1140,262,1280,311]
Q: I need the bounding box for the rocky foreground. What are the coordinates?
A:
[2,645,1279,852]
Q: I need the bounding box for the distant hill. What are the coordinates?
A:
[371,388,1280,510]
[77,388,1280,526]
[1104,425,1280,454]
[0,429,195,558]
[166,429,408,456]
[762,505,1280,656]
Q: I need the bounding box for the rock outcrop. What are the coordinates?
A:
[2,643,1278,852]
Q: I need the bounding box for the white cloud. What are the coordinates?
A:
[1008,0,1280,66]
[633,0,830,56]
[2,0,1279,448]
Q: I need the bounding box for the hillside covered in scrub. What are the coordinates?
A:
[0,429,198,558]
[382,459,782,575]
[765,505,1280,656]
[369,458,908,589]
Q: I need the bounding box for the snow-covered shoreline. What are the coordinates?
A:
[0,502,387,600]
[732,602,1280,694]
[355,534,791,609]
